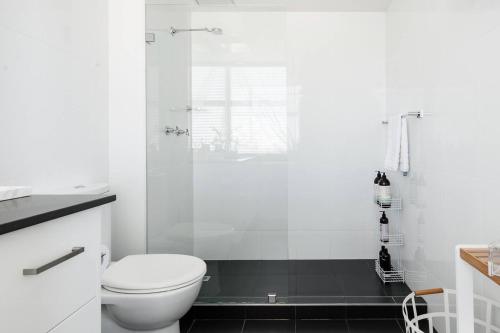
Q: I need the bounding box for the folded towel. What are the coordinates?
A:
[400,116,409,174]
[384,114,409,174]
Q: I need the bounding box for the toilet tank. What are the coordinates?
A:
[37,183,112,258]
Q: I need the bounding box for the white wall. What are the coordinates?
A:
[108,0,147,259]
[0,0,108,191]
[386,0,500,318]
[286,12,386,259]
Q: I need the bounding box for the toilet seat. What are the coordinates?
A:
[102,254,206,294]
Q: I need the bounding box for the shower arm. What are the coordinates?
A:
[170,27,222,36]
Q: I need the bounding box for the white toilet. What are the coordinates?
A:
[101,254,205,333]
[43,184,206,333]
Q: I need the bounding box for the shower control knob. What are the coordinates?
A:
[164,126,176,135]
[174,126,189,136]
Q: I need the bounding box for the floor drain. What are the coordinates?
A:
[203,275,211,282]
[267,292,277,304]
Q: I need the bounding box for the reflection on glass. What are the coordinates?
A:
[192,66,287,156]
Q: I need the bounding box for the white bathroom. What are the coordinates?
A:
[1,0,500,332]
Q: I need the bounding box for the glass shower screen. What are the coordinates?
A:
[146,6,290,303]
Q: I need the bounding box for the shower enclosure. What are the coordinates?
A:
[146,3,404,305]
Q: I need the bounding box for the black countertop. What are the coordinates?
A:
[0,194,116,235]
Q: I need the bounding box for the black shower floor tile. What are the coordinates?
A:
[197,259,413,305]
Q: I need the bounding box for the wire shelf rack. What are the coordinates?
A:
[380,233,404,247]
[375,259,405,283]
[376,198,402,210]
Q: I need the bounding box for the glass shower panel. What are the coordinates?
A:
[146,7,194,255]
[190,12,289,302]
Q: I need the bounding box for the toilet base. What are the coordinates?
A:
[102,306,180,333]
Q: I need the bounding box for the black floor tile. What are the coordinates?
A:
[344,297,395,304]
[347,320,404,333]
[346,305,401,319]
[199,275,256,297]
[393,296,426,305]
[181,309,194,333]
[253,275,290,296]
[295,275,344,296]
[295,306,346,319]
[293,260,341,275]
[287,296,346,305]
[197,260,416,306]
[382,283,412,297]
[245,306,295,320]
[189,320,244,333]
[340,274,387,297]
[296,320,348,332]
[194,306,246,319]
[243,320,294,333]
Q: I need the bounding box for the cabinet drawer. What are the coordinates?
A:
[0,208,101,333]
[48,298,100,333]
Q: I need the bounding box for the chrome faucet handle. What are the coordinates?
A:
[175,126,189,136]
[164,126,176,135]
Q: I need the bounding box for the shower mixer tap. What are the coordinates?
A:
[164,126,189,136]
[164,126,176,135]
[175,126,189,136]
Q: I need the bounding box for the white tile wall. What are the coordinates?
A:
[108,0,147,259]
[286,12,385,259]
[386,0,500,325]
[0,0,108,191]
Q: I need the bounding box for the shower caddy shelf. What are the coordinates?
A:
[375,198,402,210]
[374,194,405,283]
[380,233,404,247]
[375,259,405,283]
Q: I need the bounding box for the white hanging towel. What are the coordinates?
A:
[384,114,409,174]
[399,116,409,173]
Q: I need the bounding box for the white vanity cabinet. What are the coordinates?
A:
[0,206,103,333]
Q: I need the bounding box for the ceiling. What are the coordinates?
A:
[145,0,393,12]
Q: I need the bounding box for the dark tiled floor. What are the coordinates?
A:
[186,319,405,333]
[197,260,412,305]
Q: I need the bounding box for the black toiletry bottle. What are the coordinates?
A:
[378,173,392,208]
[374,171,382,203]
[381,248,392,272]
[379,246,386,265]
[379,211,389,243]
[379,247,387,271]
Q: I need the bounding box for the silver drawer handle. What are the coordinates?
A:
[23,247,85,276]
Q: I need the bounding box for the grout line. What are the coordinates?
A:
[186,319,196,333]
[240,319,246,333]
[395,319,405,333]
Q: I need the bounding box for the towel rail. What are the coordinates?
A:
[381,110,432,124]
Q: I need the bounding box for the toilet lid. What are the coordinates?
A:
[102,254,206,294]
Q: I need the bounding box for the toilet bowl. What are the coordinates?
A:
[101,254,206,333]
